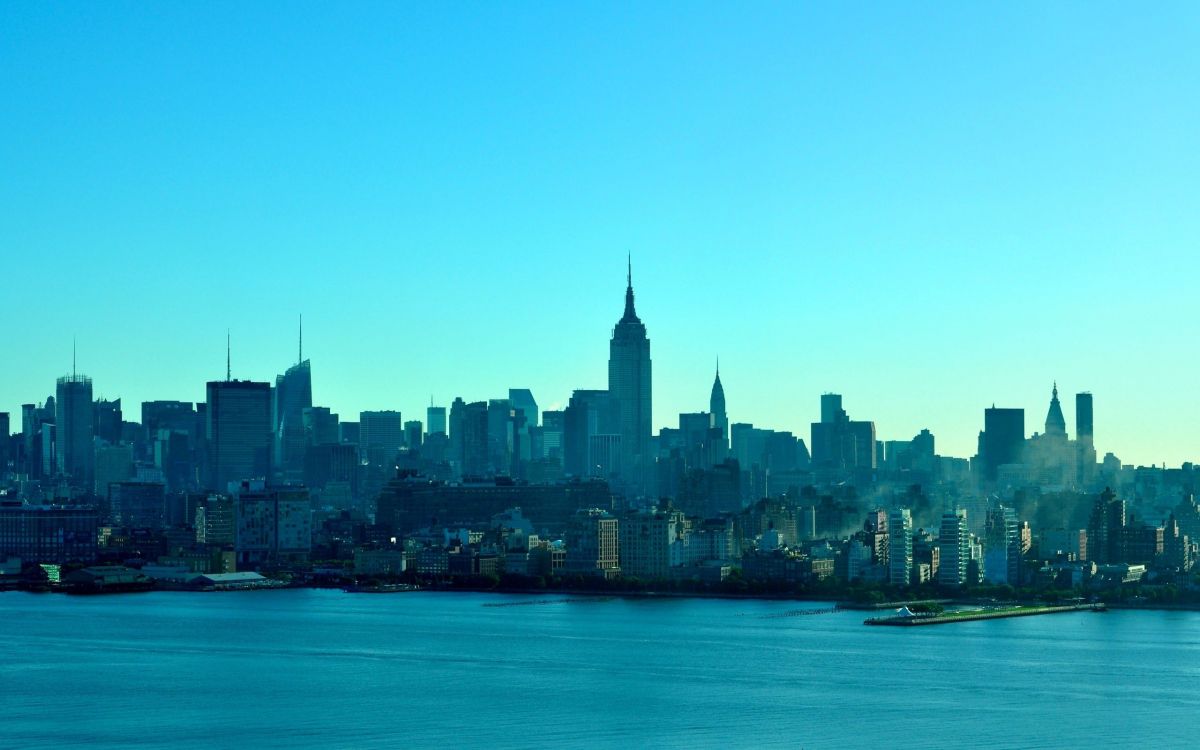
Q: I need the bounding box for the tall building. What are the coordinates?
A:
[810,394,876,471]
[359,411,404,466]
[981,407,1025,481]
[206,380,273,491]
[459,401,490,478]
[563,390,620,479]
[93,398,123,445]
[302,406,339,446]
[273,358,312,484]
[1076,392,1094,446]
[56,374,94,484]
[608,259,652,493]
[1044,382,1067,437]
[984,505,1020,585]
[888,507,913,586]
[0,412,9,474]
[709,363,728,456]
[938,509,969,587]
[404,420,423,450]
[427,404,447,436]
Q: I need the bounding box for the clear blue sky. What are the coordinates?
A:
[3,3,1198,466]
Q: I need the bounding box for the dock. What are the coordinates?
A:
[865,602,1106,626]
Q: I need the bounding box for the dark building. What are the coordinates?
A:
[1076,392,1094,445]
[206,380,273,491]
[1086,488,1126,564]
[108,482,166,529]
[458,401,490,478]
[810,394,876,472]
[56,374,94,484]
[273,359,313,485]
[981,407,1025,481]
[0,502,99,564]
[93,398,123,445]
[608,259,652,493]
[563,390,620,479]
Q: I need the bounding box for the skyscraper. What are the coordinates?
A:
[709,362,728,454]
[427,404,447,436]
[56,373,94,485]
[273,359,312,485]
[938,509,970,587]
[1044,382,1067,438]
[206,380,273,491]
[1076,392,1093,446]
[608,259,652,493]
[888,507,913,586]
[981,407,1025,481]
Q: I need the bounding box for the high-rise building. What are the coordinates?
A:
[709,363,728,453]
[273,358,312,485]
[1044,382,1067,438]
[608,259,652,493]
[359,411,404,466]
[56,374,94,485]
[541,410,565,460]
[93,398,123,445]
[508,389,538,463]
[810,394,876,471]
[1076,392,1094,446]
[427,404,447,436]
[459,401,490,478]
[302,406,339,446]
[0,412,9,474]
[888,508,913,586]
[981,407,1025,481]
[404,420,423,450]
[563,390,620,479]
[938,509,969,587]
[206,380,273,491]
[984,505,1020,585]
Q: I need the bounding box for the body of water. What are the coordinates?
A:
[2,590,1198,748]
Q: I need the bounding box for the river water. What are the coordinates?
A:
[2,590,1198,748]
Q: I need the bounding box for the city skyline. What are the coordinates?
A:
[5,4,1200,466]
[1,265,1179,470]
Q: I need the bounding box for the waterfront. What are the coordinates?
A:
[3,590,1200,749]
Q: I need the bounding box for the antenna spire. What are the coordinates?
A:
[299,314,303,364]
[226,329,231,382]
[72,337,76,379]
[627,253,632,289]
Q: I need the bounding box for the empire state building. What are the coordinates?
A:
[608,258,652,493]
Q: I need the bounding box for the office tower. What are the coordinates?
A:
[56,373,94,485]
[984,505,1020,585]
[709,363,728,454]
[273,357,312,485]
[427,404,447,436]
[487,399,514,475]
[94,443,134,497]
[404,420,423,450]
[888,508,913,586]
[302,406,339,446]
[509,389,538,462]
[359,411,404,465]
[1044,382,1067,438]
[541,410,565,460]
[206,380,273,491]
[563,390,621,478]
[338,421,359,446]
[460,401,489,477]
[1086,487,1126,564]
[93,398,122,445]
[981,407,1025,481]
[608,259,652,492]
[820,393,844,424]
[938,509,969,587]
[0,412,9,474]
[448,398,466,465]
[142,401,197,436]
[810,394,877,471]
[1076,392,1094,445]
